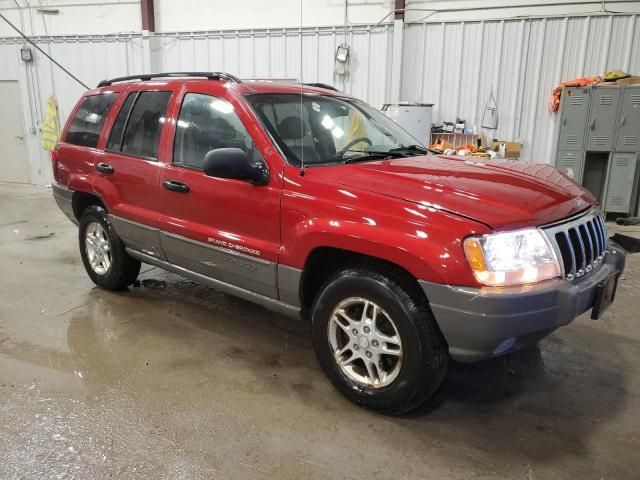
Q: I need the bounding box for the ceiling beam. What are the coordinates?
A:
[394,0,405,20]
[141,0,155,32]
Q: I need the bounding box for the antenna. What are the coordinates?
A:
[299,0,305,177]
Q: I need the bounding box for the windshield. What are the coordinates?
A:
[246,93,423,166]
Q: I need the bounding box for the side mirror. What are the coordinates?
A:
[202,148,269,186]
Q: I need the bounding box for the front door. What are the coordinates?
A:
[160,89,281,298]
[0,81,29,183]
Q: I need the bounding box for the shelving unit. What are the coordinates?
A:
[429,132,485,149]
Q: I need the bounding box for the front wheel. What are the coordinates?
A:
[311,266,448,415]
[79,205,140,290]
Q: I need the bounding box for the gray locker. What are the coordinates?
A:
[556,150,584,183]
[615,88,640,152]
[605,152,638,213]
[586,88,621,151]
[558,88,589,151]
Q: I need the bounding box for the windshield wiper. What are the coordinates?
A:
[389,144,439,155]
[335,148,406,162]
[342,153,397,164]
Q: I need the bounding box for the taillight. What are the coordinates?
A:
[51,149,60,181]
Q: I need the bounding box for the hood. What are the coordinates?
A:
[309,155,596,230]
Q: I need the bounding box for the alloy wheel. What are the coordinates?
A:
[85,221,112,275]
[327,297,403,388]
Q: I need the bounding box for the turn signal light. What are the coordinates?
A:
[463,237,487,272]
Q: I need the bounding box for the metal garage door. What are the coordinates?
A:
[0,81,29,183]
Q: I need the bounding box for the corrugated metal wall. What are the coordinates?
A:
[0,35,144,124]
[402,14,640,162]
[152,25,394,108]
[0,14,639,184]
[0,34,144,184]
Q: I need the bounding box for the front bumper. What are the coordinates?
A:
[420,243,626,362]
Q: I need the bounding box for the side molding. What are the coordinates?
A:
[109,214,165,260]
[126,248,302,320]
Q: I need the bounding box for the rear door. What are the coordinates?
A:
[159,85,282,298]
[93,84,176,259]
[57,91,119,187]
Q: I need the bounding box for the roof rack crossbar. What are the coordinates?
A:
[97,72,242,88]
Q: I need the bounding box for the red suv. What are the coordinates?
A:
[52,72,625,414]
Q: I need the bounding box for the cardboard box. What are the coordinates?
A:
[489,140,522,159]
[616,76,640,87]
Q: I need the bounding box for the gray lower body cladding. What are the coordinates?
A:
[51,183,77,225]
[106,214,303,318]
[421,245,626,362]
[127,248,301,319]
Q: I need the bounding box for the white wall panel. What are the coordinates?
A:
[1,12,639,184]
[402,14,640,163]
[152,25,393,108]
[0,1,141,36]
[0,35,143,184]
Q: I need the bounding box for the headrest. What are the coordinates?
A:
[278,116,306,140]
[210,117,235,139]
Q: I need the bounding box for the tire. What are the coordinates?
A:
[78,205,140,290]
[311,265,448,415]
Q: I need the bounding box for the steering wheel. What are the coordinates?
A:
[339,136,373,153]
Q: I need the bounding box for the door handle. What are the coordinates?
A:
[14,135,24,140]
[96,162,114,174]
[163,180,190,193]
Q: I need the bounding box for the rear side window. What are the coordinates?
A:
[120,91,172,159]
[66,93,118,148]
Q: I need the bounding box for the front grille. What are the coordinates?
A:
[543,209,608,281]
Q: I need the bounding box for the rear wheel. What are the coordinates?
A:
[311,265,448,415]
[79,205,140,290]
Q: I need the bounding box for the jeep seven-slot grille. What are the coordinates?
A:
[542,210,608,281]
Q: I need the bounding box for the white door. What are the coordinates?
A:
[0,81,29,183]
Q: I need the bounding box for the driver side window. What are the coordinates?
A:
[173,93,253,170]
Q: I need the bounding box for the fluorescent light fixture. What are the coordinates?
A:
[36,8,60,14]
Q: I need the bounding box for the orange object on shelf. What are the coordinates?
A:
[549,76,602,112]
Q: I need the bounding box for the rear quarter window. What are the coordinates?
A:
[66,93,118,148]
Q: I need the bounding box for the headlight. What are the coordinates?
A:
[463,228,561,287]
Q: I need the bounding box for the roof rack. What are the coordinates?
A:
[97,72,242,88]
[303,82,339,91]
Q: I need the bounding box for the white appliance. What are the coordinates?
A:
[381,103,433,146]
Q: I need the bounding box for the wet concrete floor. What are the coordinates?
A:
[1,182,640,479]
